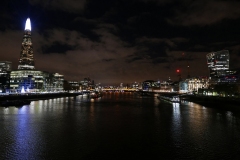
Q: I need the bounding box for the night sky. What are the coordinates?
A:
[1,0,240,85]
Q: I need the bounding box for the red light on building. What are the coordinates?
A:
[176,69,180,73]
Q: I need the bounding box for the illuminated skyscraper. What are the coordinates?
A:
[10,18,65,92]
[18,18,35,70]
[206,50,229,78]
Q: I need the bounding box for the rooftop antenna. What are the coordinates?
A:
[182,52,190,78]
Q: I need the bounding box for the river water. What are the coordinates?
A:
[0,92,240,159]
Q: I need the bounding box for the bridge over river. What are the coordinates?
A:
[0,90,185,102]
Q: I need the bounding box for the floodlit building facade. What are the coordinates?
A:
[10,71,64,92]
[10,70,47,92]
[179,77,209,93]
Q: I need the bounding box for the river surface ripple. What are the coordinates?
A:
[0,92,240,159]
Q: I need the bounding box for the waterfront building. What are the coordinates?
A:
[206,50,229,79]
[10,70,48,92]
[10,71,64,92]
[67,81,79,91]
[206,50,240,86]
[179,77,209,93]
[142,80,160,91]
[80,77,95,91]
[51,73,64,92]
[159,78,179,92]
[160,82,173,92]
[188,77,209,92]
[94,83,102,91]
[0,61,12,92]
[131,82,140,89]
[43,73,64,92]
[212,69,240,83]
[217,75,238,83]
[179,81,188,93]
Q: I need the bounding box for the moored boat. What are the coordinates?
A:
[90,91,102,99]
[157,94,180,103]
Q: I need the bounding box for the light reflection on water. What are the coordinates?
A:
[171,102,182,150]
[0,93,240,159]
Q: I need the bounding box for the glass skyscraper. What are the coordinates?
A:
[206,50,229,78]
[18,18,35,70]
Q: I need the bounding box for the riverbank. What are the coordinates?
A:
[0,92,82,102]
[184,95,240,112]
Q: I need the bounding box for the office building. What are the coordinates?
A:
[206,50,229,79]
[142,80,160,91]
[51,73,64,92]
[0,61,12,92]
[67,81,80,91]
[80,77,95,90]
[10,70,47,92]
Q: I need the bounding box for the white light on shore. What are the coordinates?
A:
[25,18,31,31]
[21,86,25,93]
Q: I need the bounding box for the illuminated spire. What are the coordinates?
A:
[25,18,31,31]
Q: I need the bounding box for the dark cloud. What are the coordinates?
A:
[29,0,87,13]
[41,41,76,54]
[152,57,169,64]
[167,0,240,26]
[102,58,115,62]
[126,56,143,63]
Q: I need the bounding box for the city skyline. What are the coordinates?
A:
[1,1,240,85]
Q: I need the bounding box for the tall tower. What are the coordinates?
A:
[18,18,35,70]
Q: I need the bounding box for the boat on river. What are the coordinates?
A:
[157,94,180,103]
